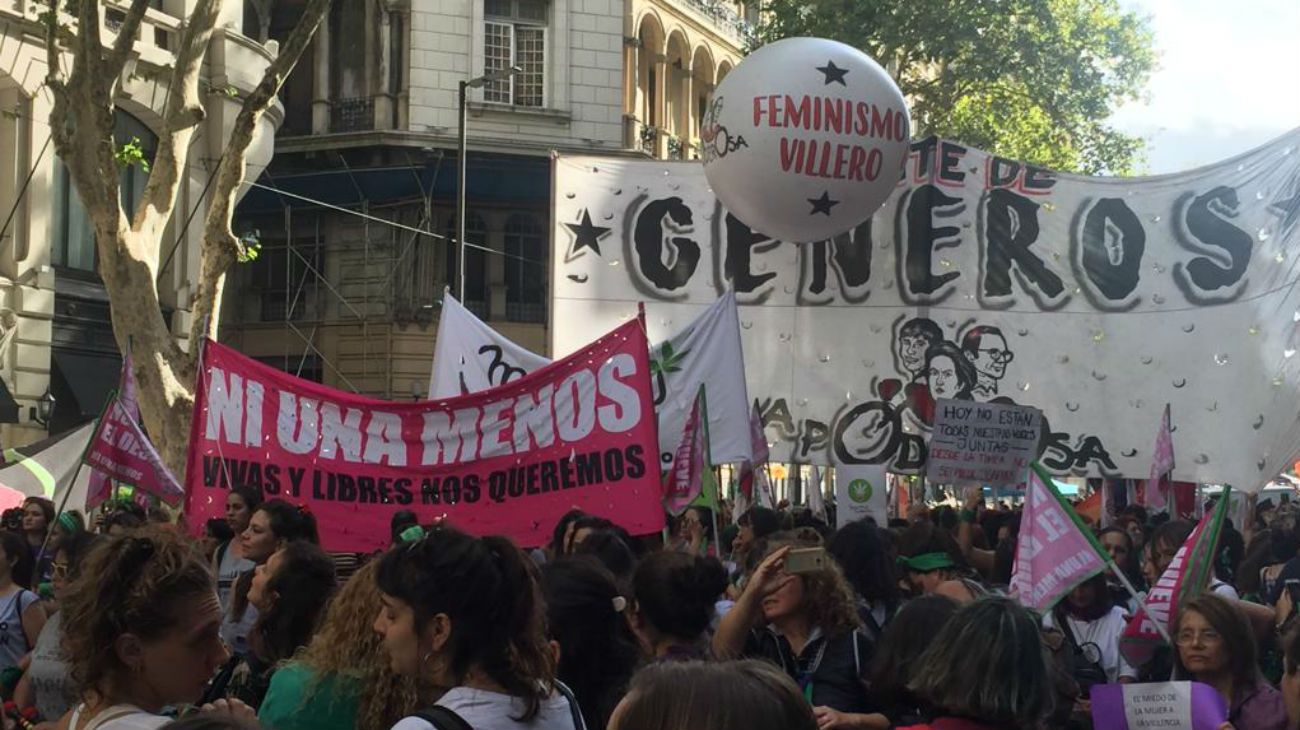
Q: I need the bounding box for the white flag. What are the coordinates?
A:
[428,291,753,464]
[428,294,549,399]
[807,465,826,521]
[649,291,752,465]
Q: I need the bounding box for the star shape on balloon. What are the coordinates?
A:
[808,191,840,216]
[564,209,611,259]
[816,60,849,86]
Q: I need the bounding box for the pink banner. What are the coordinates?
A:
[85,397,184,506]
[184,320,664,552]
[663,390,704,515]
[1009,469,1107,611]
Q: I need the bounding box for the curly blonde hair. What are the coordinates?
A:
[60,526,214,697]
[761,535,862,637]
[293,560,419,730]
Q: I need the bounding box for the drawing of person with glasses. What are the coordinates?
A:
[960,325,1015,401]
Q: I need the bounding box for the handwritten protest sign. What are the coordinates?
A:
[184,319,664,552]
[926,399,1042,486]
[1091,682,1227,730]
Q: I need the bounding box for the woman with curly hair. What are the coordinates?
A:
[60,526,233,729]
[713,539,881,729]
[258,561,419,730]
[223,540,336,709]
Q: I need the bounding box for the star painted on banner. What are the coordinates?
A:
[1269,183,1300,236]
[808,191,840,216]
[816,60,849,86]
[564,209,611,257]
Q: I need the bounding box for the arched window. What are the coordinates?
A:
[504,213,545,322]
[51,111,157,273]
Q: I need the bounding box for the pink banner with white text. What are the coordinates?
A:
[85,396,184,506]
[184,320,663,552]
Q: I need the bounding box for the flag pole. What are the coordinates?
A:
[37,390,115,567]
[1106,561,1171,643]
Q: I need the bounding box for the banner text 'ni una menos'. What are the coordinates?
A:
[184,320,663,551]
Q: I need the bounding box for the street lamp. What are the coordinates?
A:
[31,388,54,427]
[457,65,523,301]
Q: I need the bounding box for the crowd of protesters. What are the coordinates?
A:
[0,485,1297,730]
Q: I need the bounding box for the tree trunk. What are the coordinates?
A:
[45,0,334,480]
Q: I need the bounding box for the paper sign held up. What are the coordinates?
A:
[1090,682,1226,730]
[926,399,1042,487]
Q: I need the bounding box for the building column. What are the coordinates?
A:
[375,4,394,130]
[680,69,693,156]
[623,37,640,149]
[652,53,667,158]
[311,11,332,134]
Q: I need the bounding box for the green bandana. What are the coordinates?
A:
[57,512,80,534]
[898,552,956,573]
[399,525,426,544]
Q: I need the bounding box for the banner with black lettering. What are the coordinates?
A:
[551,129,1300,487]
[185,320,662,551]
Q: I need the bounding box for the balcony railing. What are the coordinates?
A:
[330,97,375,133]
[676,0,757,46]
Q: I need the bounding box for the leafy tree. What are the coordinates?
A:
[44,0,330,472]
[759,0,1155,174]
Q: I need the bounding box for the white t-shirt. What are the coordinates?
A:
[68,704,170,730]
[391,686,580,730]
[1211,579,1241,601]
[1043,606,1138,682]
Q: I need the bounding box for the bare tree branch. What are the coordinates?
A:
[132,0,221,238]
[188,0,333,349]
[106,0,154,82]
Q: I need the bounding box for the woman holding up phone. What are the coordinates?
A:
[713,540,887,730]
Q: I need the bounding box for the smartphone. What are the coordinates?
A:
[784,547,828,574]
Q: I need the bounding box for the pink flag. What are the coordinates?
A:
[1148,404,1175,510]
[1120,492,1230,666]
[119,350,140,421]
[663,389,706,516]
[84,396,184,506]
[86,352,141,508]
[1010,468,1109,611]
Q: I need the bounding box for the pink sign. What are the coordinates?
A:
[85,396,184,506]
[663,389,705,515]
[1009,468,1107,610]
[184,319,664,552]
[1148,404,1175,509]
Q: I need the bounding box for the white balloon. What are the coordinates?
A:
[701,37,911,243]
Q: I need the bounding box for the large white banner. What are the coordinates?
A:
[551,130,1300,489]
[430,292,753,467]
